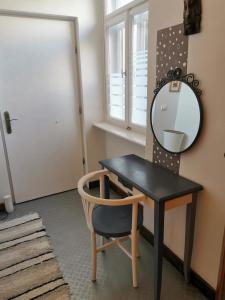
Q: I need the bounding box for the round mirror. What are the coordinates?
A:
[150,79,202,154]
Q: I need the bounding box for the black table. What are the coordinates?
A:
[99,154,203,300]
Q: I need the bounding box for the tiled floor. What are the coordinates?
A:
[6,190,207,300]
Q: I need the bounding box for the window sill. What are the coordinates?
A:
[93,122,146,147]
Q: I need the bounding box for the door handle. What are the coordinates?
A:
[4,111,18,134]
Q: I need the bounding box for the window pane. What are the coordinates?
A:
[107,22,125,120]
[106,0,133,14]
[131,10,148,127]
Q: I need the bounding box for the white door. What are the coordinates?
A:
[0,117,11,202]
[0,15,84,203]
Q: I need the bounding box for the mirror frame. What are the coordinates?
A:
[150,68,203,154]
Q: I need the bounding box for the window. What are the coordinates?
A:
[106,0,134,14]
[131,10,148,127]
[107,21,126,121]
[105,1,149,132]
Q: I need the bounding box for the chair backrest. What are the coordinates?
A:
[77,170,145,232]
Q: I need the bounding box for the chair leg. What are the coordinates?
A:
[131,229,138,288]
[136,230,140,258]
[91,232,97,282]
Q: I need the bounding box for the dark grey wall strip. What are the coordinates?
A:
[152,23,189,174]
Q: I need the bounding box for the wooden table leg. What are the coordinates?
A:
[154,201,165,300]
[184,192,198,282]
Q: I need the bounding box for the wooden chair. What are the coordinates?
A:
[78,169,145,288]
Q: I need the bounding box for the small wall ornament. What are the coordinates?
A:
[183,0,202,35]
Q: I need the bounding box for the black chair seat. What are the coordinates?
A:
[92,204,143,238]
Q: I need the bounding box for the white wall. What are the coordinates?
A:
[105,133,145,158]
[0,0,106,173]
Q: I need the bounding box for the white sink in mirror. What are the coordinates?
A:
[163,130,185,153]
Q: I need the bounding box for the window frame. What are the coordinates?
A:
[105,12,128,128]
[104,0,149,134]
[105,0,147,18]
[128,3,149,133]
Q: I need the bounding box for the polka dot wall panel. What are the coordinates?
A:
[156,24,188,82]
[152,23,189,174]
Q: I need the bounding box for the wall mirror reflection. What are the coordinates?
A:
[150,68,203,154]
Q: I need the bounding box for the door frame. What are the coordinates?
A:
[0,10,87,202]
[216,228,225,300]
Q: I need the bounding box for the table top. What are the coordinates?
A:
[99,154,203,202]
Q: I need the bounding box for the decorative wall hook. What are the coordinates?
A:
[183,0,202,35]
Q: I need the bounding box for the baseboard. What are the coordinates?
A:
[140,225,216,300]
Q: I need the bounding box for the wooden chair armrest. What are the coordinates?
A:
[78,170,145,206]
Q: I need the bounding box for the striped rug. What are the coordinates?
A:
[0,213,71,300]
